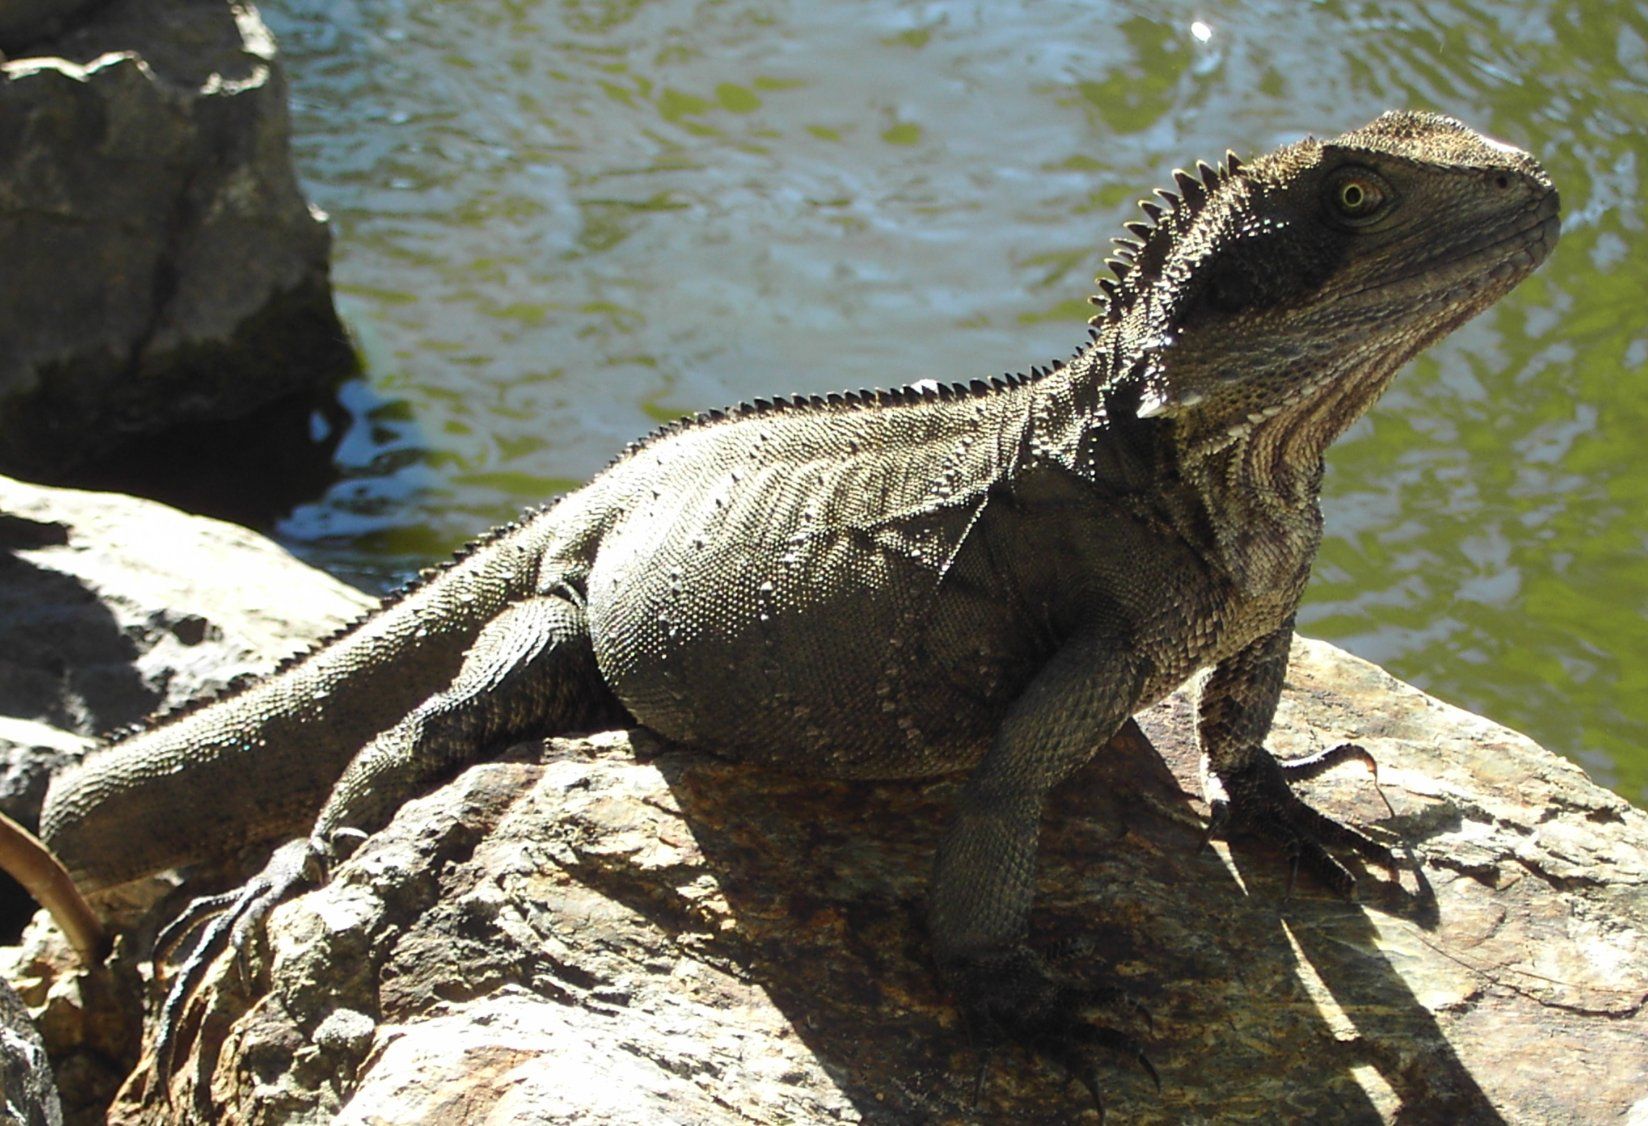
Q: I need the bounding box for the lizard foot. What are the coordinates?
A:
[150,837,324,1092]
[1203,748,1396,898]
[946,945,1157,1119]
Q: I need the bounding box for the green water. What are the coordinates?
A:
[262,0,1648,804]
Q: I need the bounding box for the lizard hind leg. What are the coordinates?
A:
[145,592,617,1101]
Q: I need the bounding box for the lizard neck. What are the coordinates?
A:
[1183,342,1407,505]
[1170,347,1410,595]
[1016,309,1409,598]
[1022,348,1156,485]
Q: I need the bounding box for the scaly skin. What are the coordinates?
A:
[34,111,1559,1109]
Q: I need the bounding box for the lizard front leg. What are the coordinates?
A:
[1199,621,1394,896]
[928,632,1156,1113]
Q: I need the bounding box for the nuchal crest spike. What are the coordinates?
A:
[1172,169,1204,203]
[1086,143,1247,323]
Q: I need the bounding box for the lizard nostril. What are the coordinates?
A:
[1495,174,1511,190]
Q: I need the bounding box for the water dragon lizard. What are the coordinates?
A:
[19,109,1559,1110]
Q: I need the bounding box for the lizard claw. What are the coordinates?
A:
[1205,749,1397,898]
[150,837,323,1093]
[947,946,1156,1116]
[1055,1019,1159,1121]
[154,888,245,963]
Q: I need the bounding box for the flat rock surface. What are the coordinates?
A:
[105,641,1645,1123]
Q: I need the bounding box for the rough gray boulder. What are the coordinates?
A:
[0,975,61,1126]
[0,0,355,478]
[0,1,106,54]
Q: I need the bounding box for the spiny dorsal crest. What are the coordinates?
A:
[1088,149,1244,325]
[608,150,1248,473]
[608,361,1081,471]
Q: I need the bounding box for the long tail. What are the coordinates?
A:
[37,512,559,894]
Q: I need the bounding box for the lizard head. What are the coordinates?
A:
[1092,111,1560,456]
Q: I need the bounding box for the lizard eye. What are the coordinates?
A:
[1325,167,1392,227]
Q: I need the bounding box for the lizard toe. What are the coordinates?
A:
[1208,749,1398,898]
[150,837,322,1099]
[1278,742,1396,818]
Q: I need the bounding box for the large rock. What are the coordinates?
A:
[31,652,1647,1123]
[0,0,355,478]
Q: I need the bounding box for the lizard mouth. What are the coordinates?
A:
[1472,192,1562,281]
[1355,189,1561,303]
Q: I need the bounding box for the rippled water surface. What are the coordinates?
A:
[261,0,1648,802]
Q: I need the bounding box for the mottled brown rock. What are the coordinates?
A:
[82,640,1646,1124]
[0,0,355,478]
